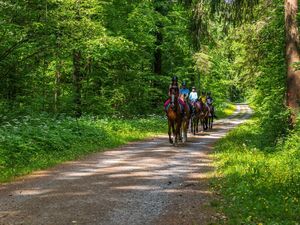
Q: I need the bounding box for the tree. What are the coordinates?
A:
[285,0,300,124]
[194,0,300,124]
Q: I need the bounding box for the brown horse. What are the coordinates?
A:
[190,101,201,135]
[166,92,183,146]
[179,94,190,143]
[199,99,209,131]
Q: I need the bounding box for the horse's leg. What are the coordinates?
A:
[185,117,188,141]
[179,126,182,142]
[182,118,187,143]
[168,120,173,143]
[205,117,208,130]
[175,119,181,146]
[181,121,184,143]
[192,117,196,135]
[171,121,176,145]
[211,110,214,129]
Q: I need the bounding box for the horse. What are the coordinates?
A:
[207,104,214,129]
[190,101,201,135]
[199,99,209,131]
[179,93,190,143]
[166,90,183,146]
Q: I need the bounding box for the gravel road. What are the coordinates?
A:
[0,104,252,225]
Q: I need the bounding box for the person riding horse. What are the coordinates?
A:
[180,81,190,97]
[189,87,198,104]
[164,76,185,145]
[164,76,186,113]
[206,92,213,108]
[200,91,207,105]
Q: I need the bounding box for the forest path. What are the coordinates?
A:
[0,104,252,225]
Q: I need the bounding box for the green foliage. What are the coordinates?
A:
[194,0,289,146]
[213,116,300,224]
[0,0,195,116]
[217,102,237,119]
[0,114,166,182]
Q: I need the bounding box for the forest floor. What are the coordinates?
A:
[0,104,252,225]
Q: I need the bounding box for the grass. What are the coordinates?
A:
[212,116,300,225]
[0,113,167,183]
[217,102,237,119]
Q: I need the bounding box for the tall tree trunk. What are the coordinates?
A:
[54,60,61,113]
[285,0,300,124]
[154,27,163,75]
[73,50,82,118]
[153,0,168,75]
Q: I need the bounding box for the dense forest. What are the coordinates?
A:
[0,0,197,117]
[1,0,300,223]
[1,0,299,120]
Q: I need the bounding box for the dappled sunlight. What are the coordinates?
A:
[13,188,53,196]
[0,105,251,225]
[113,185,160,191]
[0,210,21,218]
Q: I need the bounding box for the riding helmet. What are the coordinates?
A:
[172,76,178,82]
[182,81,186,86]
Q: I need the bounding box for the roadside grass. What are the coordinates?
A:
[0,114,167,183]
[217,102,237,119]
[212,116,300,224]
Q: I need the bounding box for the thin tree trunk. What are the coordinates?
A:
[73,50,82,118]
[154,0,166,75]
[285,0,300,124]
[54,60,61,113]
[154,28,163,75]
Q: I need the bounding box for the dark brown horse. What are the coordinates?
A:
[190,101,201,135]
[166,91,183,146]
[199,99,209,131]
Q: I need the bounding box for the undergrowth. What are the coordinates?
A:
[0,114,166,182]
[213,115,300,225]
[217,102,237,119]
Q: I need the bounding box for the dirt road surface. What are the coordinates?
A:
[0,104,252,225]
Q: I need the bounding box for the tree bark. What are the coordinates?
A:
[73,50,82,118]
[285,0,300,124]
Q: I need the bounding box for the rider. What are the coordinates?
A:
[206,91,217,118]
[189,86,198,104]
[180,81,190,97]
[164,76,186,112]
[206,91,213,105]
[200,91,207,104]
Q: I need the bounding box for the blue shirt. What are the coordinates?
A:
[180,88,190,96]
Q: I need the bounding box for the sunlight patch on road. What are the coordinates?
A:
[13,188,53,196]
[113,185,159,191]
[0,211,21,218]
